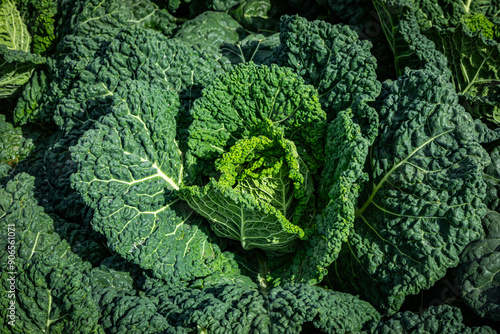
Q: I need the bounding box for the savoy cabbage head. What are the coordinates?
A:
[68,13,492,317]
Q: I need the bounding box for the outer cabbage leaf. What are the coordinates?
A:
[57,0,175,38]
[85,264,173,333]
[12,69,49,125]
[268,15,381,285]
[54,26,227,134]
[276,15,381,121]
[0,173,102,333]
[329,68,490,315]
[14,0,176,126]
[326,0,398,82]
[71,80,232,282]
[221,33,280,65]
[0,0,45,98]
[268,284,380,333]
[187,62,326,176]
[147,280,380,333]
[229,0,274,31]
[11,128,90,222]
[207,0,242,10]
[83,261,379,334]
[183,122,313,254]
[457,211,500,321]
[175,11,246,52]
[369,305,496,333]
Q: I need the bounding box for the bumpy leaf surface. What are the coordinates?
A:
[147,280,380,333]
[369,305,496,333]
[329,68,490,314]
[221,33,280,65]
[457,211,500,321]
[175,11,245,51]
[86,265,173,333]
[71,80,229,282]
[14,0,58,54]
[54,27,225,134]
[277,15,381,120]
[14,0,177,125]
[187,62,326,175]
[0,173,101,333]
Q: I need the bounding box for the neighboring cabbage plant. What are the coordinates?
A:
[13,0,58,54]
[373,0,500,126]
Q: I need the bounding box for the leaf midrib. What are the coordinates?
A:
[355,129,454,218]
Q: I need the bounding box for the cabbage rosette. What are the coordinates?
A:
[182,119,314,254]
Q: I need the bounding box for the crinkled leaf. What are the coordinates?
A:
[148,281,379,333]
[329,68,490,314]
[207,0,242,10]
[0,173,102,333]
[277,15,381,120]
[13,69,50,125]
[229,0,274,31]
[187,62,326,176]
[370,305,496,333]
[174,11,246,52]
[54,27,227,134]
[457,211,500,321]
[22,0,176,126]
[221,33,280,65]
[71,80,229,282]
[14,0,58,54]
